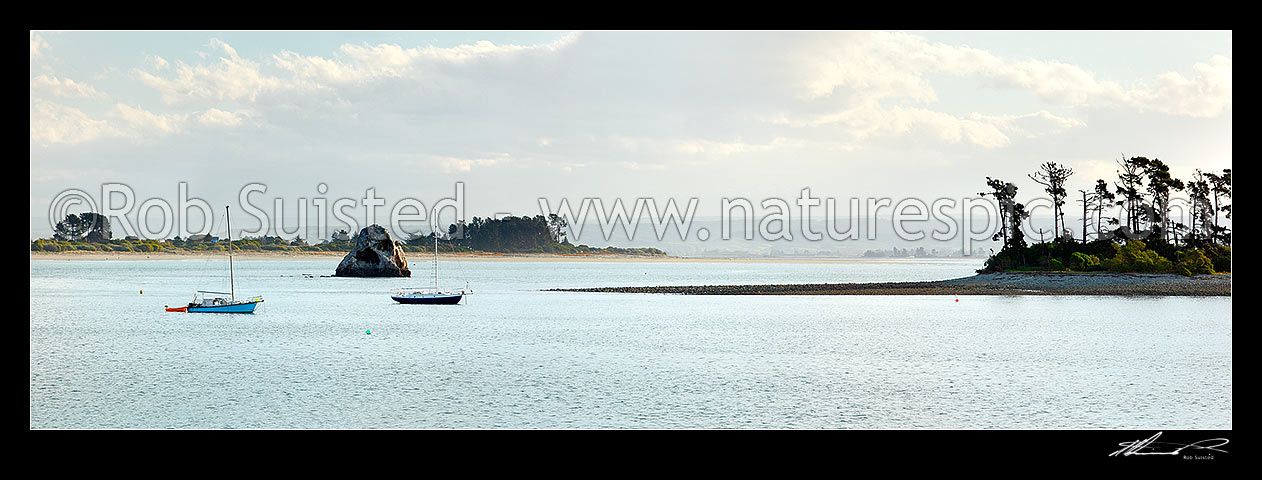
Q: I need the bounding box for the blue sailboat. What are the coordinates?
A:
[167,206,263,313]
[186,291,264,313]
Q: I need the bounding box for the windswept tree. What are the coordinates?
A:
[1008,201,1030,253]
[547,213,570,244]
[980,177,1028,254]
[980,177,1015,249]
[1028,162,1074,239]
[1114,155,1148,235]
[1186,169,1213,244]
[1205,168,1232,244]
[1141,158,1183,243]
[1076,189,1098,243]
[1093,179,1117,240]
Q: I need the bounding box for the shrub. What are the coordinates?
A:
[1104,240,1173,273]
[38,240,61,252]
[1067,252,1101,271]
[1048,258,1065,271]
[1202,245,1231,272]
[979,249,1019,273]
[1175,249,1215,276]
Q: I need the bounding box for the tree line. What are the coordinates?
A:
[34,212,666,257]
[409,214,666,256]
[979,155,1230,275]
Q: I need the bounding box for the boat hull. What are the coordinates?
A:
[391,294,463,305]
[187,300,262,313]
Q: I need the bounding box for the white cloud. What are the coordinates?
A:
[148,55,170,71]
[1126,55,1232,118]
[436,155,508,173]
[29,31,1232,213]
[792,31,1231,127]
[30,75,105,99]
[197,108,248,126]
[850,105,1012,149]
[272,34,580,89]
[29,99,188,146]
[121,31,1230,157]
[677,137,800,155]
[136,39,285,104]
[780,104,1084,149]
[617,160,666,171]
[30,100,118,146]
[795,31,940,103]
[112,103,184,134]
[30,32,48,59]
[980,110,1085,138]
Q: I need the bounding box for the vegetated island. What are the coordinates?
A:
[554,156,1232,296]
[31,213,667,258]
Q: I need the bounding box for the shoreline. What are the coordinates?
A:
[28,250,983,264]
[549,272,1232,296]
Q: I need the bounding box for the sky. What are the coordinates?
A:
[30,30,1232,244]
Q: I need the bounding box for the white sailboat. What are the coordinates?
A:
[391,210,465,305]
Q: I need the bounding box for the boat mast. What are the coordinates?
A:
[433,207,439,293]
[226,205,235,302]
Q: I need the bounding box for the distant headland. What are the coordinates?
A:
[31,213,667,258]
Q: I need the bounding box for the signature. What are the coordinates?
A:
[1110,432,1229,457]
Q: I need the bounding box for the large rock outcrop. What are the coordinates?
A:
[334,225,411,277]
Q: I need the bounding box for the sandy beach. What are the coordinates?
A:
[551,272,1233,296]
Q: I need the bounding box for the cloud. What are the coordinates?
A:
[1126,55,1232,118]
[112,103,184,134]
[27,31,1233,238]
[30,32,48,59]
[676,137,800,155]
[836,104,1013,149]
[909,33,1231,117]
[617,160,666,171]
[790,31,1231,128]
[436,154,508,173]
[30,75,105,99]
[982,110,1085,138]
[30,100,118,145]
[29,99,187,146]
[32,32,1231,176]
[135,38,285,104]
[211,34,583,97]
[757,31,1229,152]
[196,108,248,127]
[148,55,170,71]
[775,102,1083,149]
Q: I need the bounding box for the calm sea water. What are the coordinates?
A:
[29,257,1231,429]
